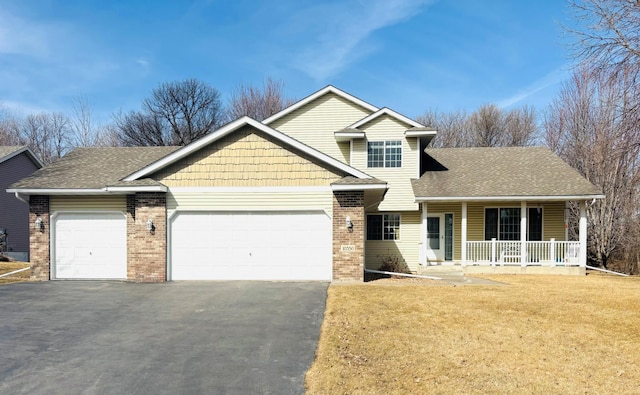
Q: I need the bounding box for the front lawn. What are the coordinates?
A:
[306,274,640,394]
[0,261,31,284]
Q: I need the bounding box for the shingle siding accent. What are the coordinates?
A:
[29,195,50,280]
[153,127,341,187]
[332,191,364,281]
[126,193,166,283]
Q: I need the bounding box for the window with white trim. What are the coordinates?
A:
[367,140,401,168]
[367,214,400,240]
[484,207,543,241]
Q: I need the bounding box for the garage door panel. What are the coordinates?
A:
[54,213,127,280]
[170,211,331,281]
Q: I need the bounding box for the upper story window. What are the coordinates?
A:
[367,140,402,168]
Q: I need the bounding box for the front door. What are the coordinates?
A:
[426,214,454,262]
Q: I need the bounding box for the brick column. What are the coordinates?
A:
[332,191,365,281]
[127,193,167,282]
[29,195,50,280]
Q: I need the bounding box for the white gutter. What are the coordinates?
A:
[331,184,388,191]
[415,194,606,202]
[13,192,29,204]
[364,268,442,280]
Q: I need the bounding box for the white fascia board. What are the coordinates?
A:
[414,194,606,202]
[331,184,388,191]
[124,116,373,181]
[104,185,168,193]
[349,108,424,129]
[405,130,437,138]
[334,131,365,142]
[168,186,332,193]
[7,186,168,195]
[263,85,378,125]
[6,188,107,195]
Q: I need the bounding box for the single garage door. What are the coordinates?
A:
[170,211,332,281]
[53,212,127,279]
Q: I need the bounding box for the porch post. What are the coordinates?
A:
[521,201,527,266]
[461,202,467,266]
[579,200,587,267]
[421,202,428,265]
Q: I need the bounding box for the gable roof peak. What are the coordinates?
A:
[263,85,379,125]
[349,107,425,129]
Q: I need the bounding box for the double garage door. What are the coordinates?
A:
[170,211,332,281]
[52,211,332,281]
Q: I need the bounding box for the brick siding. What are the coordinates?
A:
[332,191,365,281]
[29,195,50,280]
[127,193,167,283]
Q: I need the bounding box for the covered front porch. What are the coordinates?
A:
[418,200,589,270]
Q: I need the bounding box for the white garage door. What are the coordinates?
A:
[170,211,331,281]
[54,213,127,280]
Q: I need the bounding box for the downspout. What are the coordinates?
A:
[14,192,29,204]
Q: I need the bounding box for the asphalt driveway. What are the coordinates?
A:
[0,281,328,395]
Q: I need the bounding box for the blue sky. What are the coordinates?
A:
[0,0,576,124]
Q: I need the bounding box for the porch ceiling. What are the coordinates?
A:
[413,146,603,201]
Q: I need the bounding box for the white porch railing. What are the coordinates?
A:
[465,239,582,266]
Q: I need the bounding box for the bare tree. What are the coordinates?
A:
[227,77,295,121]
[544,67,640,269]
[417,105,537,148]
[568,0,640,82]
[18,112,72,164]
[417,109,469,148]
[113,78,224,146]
[0,105,22,145]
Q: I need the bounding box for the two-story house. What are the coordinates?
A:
[7,86,602,282]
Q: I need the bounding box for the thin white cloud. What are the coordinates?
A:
[497,66,570,108]
[292,0,432,81]
[0,9,59,57]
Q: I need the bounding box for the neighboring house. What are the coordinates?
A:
[0,146,44,260]
[7,86,603,282]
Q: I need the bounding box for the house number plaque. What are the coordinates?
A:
[340,245,356,252]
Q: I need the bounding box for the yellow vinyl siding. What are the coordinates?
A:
[543,201,566,241]
[167,190,334,218]
[152,126,341,187]
[365,211,421,272]
[268,93,373,164]
[352,115,418,211]
[50,195,126,212]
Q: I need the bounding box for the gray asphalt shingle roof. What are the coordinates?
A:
[412,146,602,199]
[10,147,179,190]
[0,146,24,160]
[331,176,387,186]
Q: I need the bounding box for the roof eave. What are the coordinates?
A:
[331,184,388,191]
[414,194,606,202]
[7,185,168,195]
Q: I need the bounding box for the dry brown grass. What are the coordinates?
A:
[0,261,31,284]
[306,274,640,395]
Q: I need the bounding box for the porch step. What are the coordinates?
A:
[416,265,464,277]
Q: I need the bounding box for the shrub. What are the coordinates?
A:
[378,254,410,274]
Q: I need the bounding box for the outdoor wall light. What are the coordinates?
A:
[345,216,353,229]
[146,219,154,232]
[34,216,43,231]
